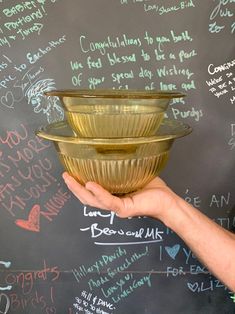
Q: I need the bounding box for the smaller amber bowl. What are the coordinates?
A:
[36,120,192,194]
[44,89,185,138]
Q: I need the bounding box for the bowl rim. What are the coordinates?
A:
[44,89,185,99]
[36,120,192,145]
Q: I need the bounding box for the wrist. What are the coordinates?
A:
[158,192,191,231]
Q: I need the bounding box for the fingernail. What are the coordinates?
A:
[62,175,70,185]
[62,172,70,180]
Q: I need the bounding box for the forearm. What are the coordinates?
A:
[62,173,235,291]
[161,195,235,292]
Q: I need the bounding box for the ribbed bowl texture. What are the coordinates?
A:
[36,120,192,194]
[65,105,164,138]
[59,149,169,194]
[45,89,185,138]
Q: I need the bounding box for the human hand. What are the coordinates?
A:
[62,172,180,222]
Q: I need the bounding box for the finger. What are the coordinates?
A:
[63,173,118,209]
[85,182,125,214]
[62,173,96,205]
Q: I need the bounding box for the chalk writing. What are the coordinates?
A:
[73,291,115,313]
[187,278,227,293]
[3,9,45,41]
[0,0,60,45]
[0,1,234,312]
[230,292,235,302]
[72,246,152,306]
[0,262,11,268]
[183,188,233,211]
[166,266,186,277]
[2,2,37,17]
[0,34,65,123]
[0,293,10,314]
[157,244,197,264]
[26,35,66,64]
[209,192,230,208]
[184,189,201,208]
[0,65,64,123]
[83,206,116,225]
[169,106,203,122]
[166,265,209,277]
[80,223,163,245]
[73,246,148,282]
[120,0,196,15]
[209,0,235,34]
[41,187,71,221]
[228,124,235,149]
[79,34,142,55]
[0,259,59,313]
[0,123,70,231]
[9,288,56,313]
[105,272,152,304]
[72,247,128,282]
[70,28,201,123]
[0,262,12,291]
[206,59,235,104]
[2,260,59,295]
[0,259,59,312]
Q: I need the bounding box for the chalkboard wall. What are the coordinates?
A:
[0,1,235,313]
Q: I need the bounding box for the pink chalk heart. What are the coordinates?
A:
[15,205,40,232]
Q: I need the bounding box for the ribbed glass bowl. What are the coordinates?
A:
[44,89,185,138]
[36,120,192,194]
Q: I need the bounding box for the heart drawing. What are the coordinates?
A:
[187,282,199,293]
[46,307,57,314]
[1,92,14,109]
[15,205,41,232]
[165,244,181,260]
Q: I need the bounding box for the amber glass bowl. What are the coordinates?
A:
[36,119,192,194]
[44,89,185,138]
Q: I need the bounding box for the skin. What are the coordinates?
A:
[62,172,235,292]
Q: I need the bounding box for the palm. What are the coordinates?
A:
[63,173,177,220]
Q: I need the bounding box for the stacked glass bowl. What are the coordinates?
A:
[36,90,192,194]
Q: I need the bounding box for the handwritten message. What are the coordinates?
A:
[0,259,59,313]
[208,0,235,34]
[228,123,235,149]
[119,0,196,15]
[0,34,66,123]
[0,123,71,231]
[73,291,115,313]
[72,246,152,307]
[0,0,234,312]
[206,58,235,105]
[0,0,60,46]
[69,28,203,123]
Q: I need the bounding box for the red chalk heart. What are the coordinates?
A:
[15,205,40,232]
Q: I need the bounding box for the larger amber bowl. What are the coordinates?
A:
[44,89,185,138]
[36,120,192,194]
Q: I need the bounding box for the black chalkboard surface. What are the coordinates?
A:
[0,1,235,313]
